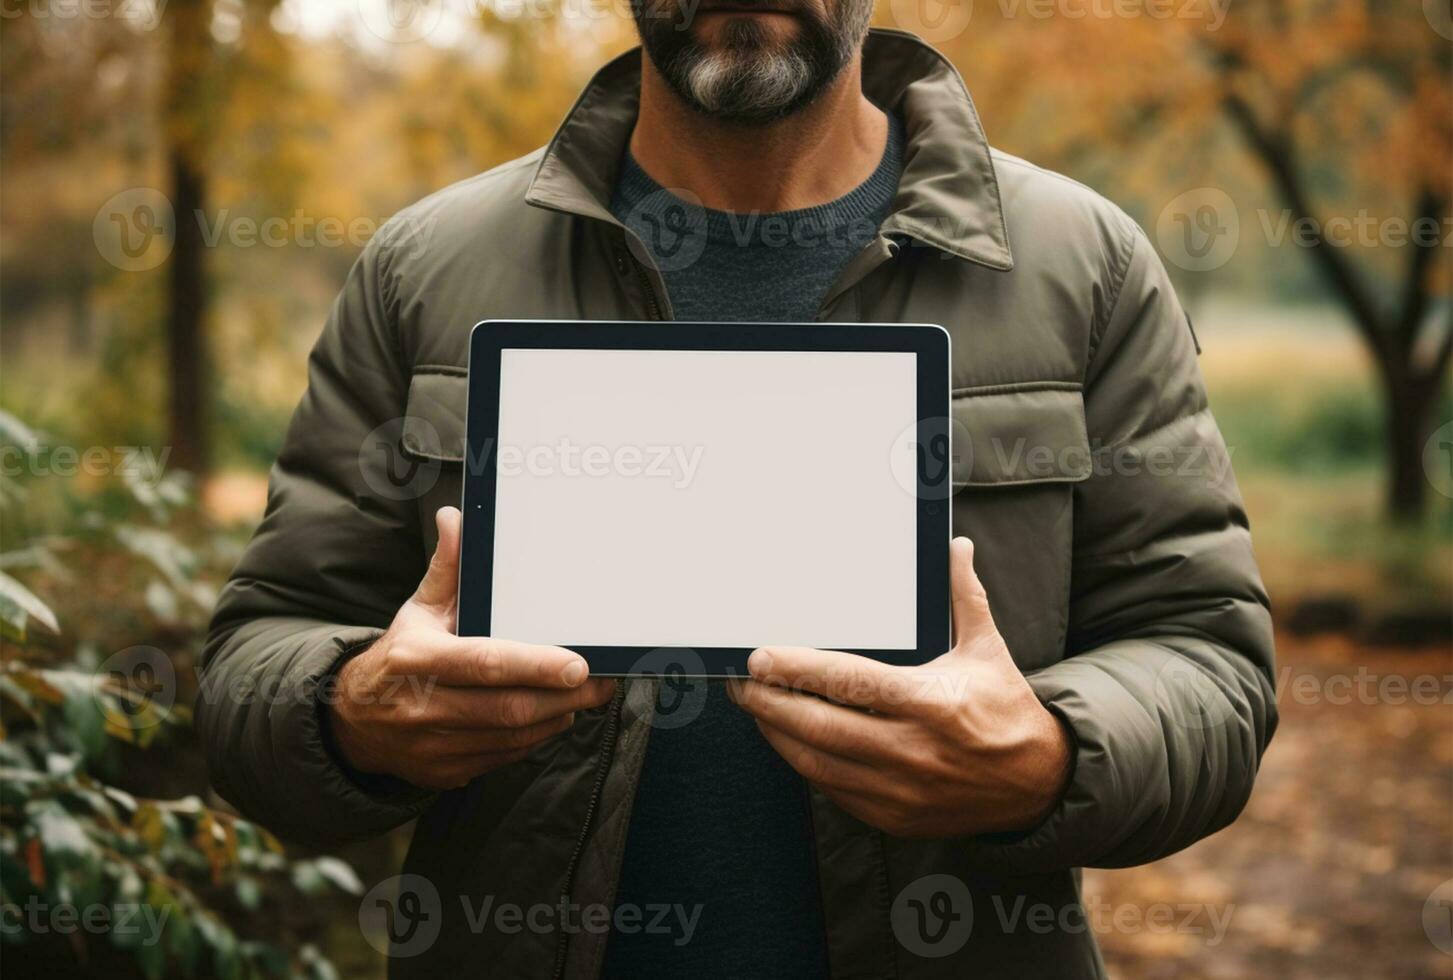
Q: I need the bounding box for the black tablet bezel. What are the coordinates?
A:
[458,319,951,678]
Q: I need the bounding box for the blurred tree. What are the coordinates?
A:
[945,0,1451,521]
[160,0,303,475]
[1209,2,1451,522]
[162,0,212,476]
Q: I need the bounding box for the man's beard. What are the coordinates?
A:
[634,0,874,124]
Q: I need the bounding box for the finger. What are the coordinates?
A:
[400,635,592,689]
[406,679,615,730]
[413,507,463,613]
[814,783,910,836]
[753,719,887,796]
[419,712,575,755]
[746,646,925,715]
[416,747,533,790]
[949,536,998,651]
[729,678,909,764]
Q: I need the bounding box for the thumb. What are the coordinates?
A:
[949,536,997,651]
[413,506,463,612]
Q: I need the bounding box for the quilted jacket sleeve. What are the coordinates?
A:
[966,225,1278,872]
[196,232,436,848]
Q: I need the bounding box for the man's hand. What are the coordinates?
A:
[729,537,1072,838]
[327,506,616,791]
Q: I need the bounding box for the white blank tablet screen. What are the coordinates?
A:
[490,348,917,649]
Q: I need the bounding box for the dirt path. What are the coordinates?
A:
[1087,634,1452,979]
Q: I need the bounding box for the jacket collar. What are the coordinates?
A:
[525,29,1014,271]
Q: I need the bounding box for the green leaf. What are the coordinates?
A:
[136,923,168,980]
[33,802,91,861]
[113,527,198,594]
[109,868,148,951]
[9,670,64,705]
[166,899,198,978]
[0,410,40,454]
[309,856,363,896]
[133,805,168,853]
[0,571,58,635]
[143,581,180,623]
[289,861,323,896]
[234,874,261,910]
[298,944,340,980]
[141,878,185,979]
[102,786,138,814]
[196,910,242,980]
[43,672,108,761]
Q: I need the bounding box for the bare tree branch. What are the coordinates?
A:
[1220,91,1391,361]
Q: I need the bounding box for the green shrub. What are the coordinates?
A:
[0,410,357,979]
[1213,384,1448,475]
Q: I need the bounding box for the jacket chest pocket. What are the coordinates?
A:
[399,367,469,557]
[950,382,1090,670]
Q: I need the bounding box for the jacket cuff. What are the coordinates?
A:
[257,625,435,845]
[960,657,1163,873]
[315,630,439,806]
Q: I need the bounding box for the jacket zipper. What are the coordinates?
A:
[635,263,664,321]
[552,684,626,980]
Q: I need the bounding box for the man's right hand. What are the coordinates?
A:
[327,506,616,790]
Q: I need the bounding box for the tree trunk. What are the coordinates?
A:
[163,0,210,476]
[167,149,207,475]
[1380,363,1431,524]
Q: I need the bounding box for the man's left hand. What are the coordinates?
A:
[729,537,1072,838]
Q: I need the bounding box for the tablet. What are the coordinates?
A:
[458,320,951,677]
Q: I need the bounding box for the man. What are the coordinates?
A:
[198,3,1277,977]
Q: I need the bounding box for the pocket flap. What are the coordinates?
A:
[401,367,467,463]
[952,383,1092,489]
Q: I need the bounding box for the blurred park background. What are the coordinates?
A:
[1,1,1450,977]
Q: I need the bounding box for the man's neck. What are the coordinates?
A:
[629,52,888,214]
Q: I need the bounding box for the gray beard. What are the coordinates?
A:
[641,0,874,124]
[680,44,816,118]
